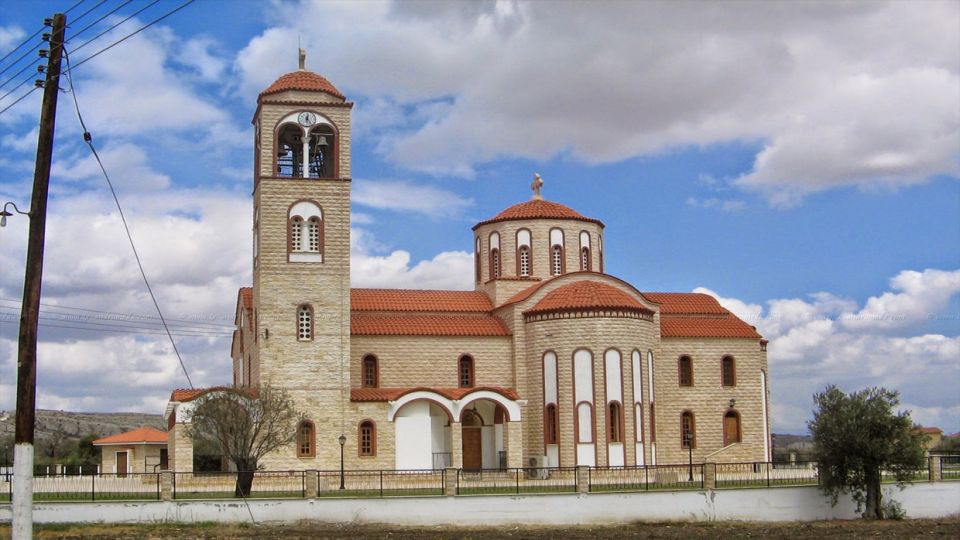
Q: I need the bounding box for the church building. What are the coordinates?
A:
[165,57,771,472]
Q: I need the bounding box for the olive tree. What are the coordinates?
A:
[809,385,925,519]
[187,385,302,497]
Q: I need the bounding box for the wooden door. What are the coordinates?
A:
[462,428,482,469]
[116,451,128,477]
[723,414,740,446]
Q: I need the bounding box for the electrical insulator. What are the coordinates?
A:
[34,80,44,88]
[42,33,51,42]
[44,18,53,26]
[37,65,46,73]
[39,49,48,58]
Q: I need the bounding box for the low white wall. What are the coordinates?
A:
[0,483,957,525]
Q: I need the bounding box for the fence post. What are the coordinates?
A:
[91,474,95,501]
[929,456,941,482]
[576,466,589,494]
[516,468,520,494]
[765,462,771,487]
[305,470,318,498]
[703,463,716,490]
[444,467,457,496]
[379,470,384,498]
[160,471,173,501]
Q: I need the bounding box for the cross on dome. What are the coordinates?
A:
[298,47,306,71]
[531,173,544,200]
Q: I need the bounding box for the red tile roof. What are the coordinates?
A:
[504,282,546,306]
[351,386,520,402]
[351,314,509,337]
[93,427,167,446]
[240,287,253,312]
[525,281,652,316]
[473,199,604,229]
[642,292,728,315]
[659,315,761,339]
[352,289,492,312]
[917,427,943,434]
[169,386,255,402]
[260,70,345,100]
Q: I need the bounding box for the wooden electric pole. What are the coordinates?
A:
[12,12,66,540]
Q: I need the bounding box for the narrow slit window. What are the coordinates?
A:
[290,217,303,252]
[297,305,312,341]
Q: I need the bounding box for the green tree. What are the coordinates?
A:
[187,385,302,497]
[809,385,926,519]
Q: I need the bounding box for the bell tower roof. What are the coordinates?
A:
[260,70,345,100]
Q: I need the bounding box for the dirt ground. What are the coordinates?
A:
[1,517,959,539]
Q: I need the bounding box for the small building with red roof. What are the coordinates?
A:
[165,55,771,473]
[93,427,168,475]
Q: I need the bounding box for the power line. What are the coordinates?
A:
[0,29,44,69]
[0,40,42,80]
[62,44,197,389]
[70,0,162,55]
[0,320,232,338]
[0,298,237,329]
[0,60,39,92]
[67,0,109,28]
[0,86,40,117]
[0,304,236,333]
[66,0,193,72]
[0,73,37,102]
[70,0,135,42]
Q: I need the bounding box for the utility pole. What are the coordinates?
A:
[12,12,66,540]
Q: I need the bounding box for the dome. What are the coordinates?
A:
[473,199,604,230]
[260,70,345,100]
[524,280,651,316]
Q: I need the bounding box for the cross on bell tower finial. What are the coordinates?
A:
[531,173,544,200]
[298,47,306,71]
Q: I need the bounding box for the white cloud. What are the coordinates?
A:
[350,227,473,290]
[352,179,473,218]
[698,268,960,434]
[685,197,746,212]
[237,0,959,201]
[0,25,25,50]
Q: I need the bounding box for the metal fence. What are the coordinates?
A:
[173,471,305,500]
[716,462,819,488]
[317,469,445,498]
[0,473,160,502]
[0,460,955,502]
[588,464,704,492]
[457,467,578,495]
[941,455,960,480]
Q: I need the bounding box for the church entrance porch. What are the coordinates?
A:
[394,401,452,470]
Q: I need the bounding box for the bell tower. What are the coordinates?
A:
[250,52,352,466]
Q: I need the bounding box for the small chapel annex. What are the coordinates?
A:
[164,57,772,473]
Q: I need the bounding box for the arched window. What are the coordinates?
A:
[598,235,604,273]
[290,217,303,251]
[678,355,693,387]
[723,410,742,446]
[489,232,501,279]
[518,246,531,277]
[297,420,315,457]
[307,217,321,252]
[681,411,696,449]
[581,247,591,271]
[544,404,559,445]
[359,420,376,456]
[608,401,623,443]
[297,304,313,341]
[552,245,563,275]
[362,354,378,388]
[458,355,474,388]
[516,229,532,277]
[288,201,323,262]
[474,237,481,282]
[721,356,736,386]
[576,402,593,443]
[549,228,564,276]
[275,117,337,179]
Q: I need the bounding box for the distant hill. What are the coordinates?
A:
[0,409,165,463]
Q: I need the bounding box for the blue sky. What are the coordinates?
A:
[0,0,958,435]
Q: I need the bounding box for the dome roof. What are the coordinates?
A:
[473,199,604,230]
[525,280,651,316]
[260,70,345,100]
